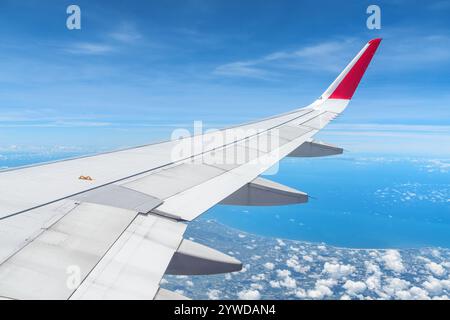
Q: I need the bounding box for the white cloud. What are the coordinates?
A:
[395,290,412,300]
[329,124,450,135]
[396,287,430,300]
[379,32,450,68]
[186,280,194,287]
[280,276,297,289]
[431,249,442,258]
[432,295,449,300]
[238,289,261,300]
[366,276,380,290]
[388,278,411,291]
[214,39,355,78]
[109,22,142,43]
[264,262,275,270]
[320,124,450,157]
[294,289,307,298]
[422,160,450,173]
[322,262,355,279]
[251,274,266,281]
[410,287,431,300]
[422,277,450,295]
[307,284,333,299]
[273,268,297,289]
[426,262,446,277]
[365,261,382,274]
[269,280,281,288]
[251,283,263,290]
[317,279,338,288]
[0,120,113,128]
[306,278,337,299]
[276,269,291,278]
[383,277,411,297]
[381,250,405,273]
[343,280,367,296]
[238,264,249,273]
[294,265,310,274]
[64,23,142,57]
[286,256,310,273]
[207,289,221,300]
[65,42,115,55]
[364,261,382,291]
[214,62,269,79]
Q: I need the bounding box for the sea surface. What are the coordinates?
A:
[206,156,450,249]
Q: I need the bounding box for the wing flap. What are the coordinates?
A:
[123,163,227,200]
[0,203,139,299]
[71,214,186,300]
[71,184,163,213]
[0,199,78,264]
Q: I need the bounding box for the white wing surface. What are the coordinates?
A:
[0,38,381,299]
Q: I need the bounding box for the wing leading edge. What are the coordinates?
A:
[0,39,381,299]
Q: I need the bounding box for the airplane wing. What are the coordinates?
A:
[0,38,381,300]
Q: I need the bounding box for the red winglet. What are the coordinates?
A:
[329,38,382,100]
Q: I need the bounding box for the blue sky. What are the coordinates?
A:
[0,0,449,156]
